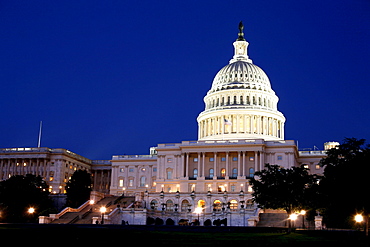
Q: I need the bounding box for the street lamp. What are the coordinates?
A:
[100,206,107,224]
[194,207,203,226]
[355,214,364,223]
[28,207,35,214]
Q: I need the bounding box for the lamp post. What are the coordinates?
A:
[355,214,368,236]
[100,206,106,224]
[194,207,203,226]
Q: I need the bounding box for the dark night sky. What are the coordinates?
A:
[1,0,369,160]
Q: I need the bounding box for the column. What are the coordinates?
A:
[259,151,264,170]
[201,152,205,178]
[197,153,201,178]
[213,152,217,180]
[242,151,246,177]
[181,153,185,178]
[225,152,229,179]
[237,151,241,177]
[185,153,189,178]
[254,151,258,172]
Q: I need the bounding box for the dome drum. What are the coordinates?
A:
[197,109,285,141]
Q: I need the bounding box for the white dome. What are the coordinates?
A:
[197,22,286,141]
[209,60,272,94]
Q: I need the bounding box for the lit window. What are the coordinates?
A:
[193,158,198,162]
[315,164,320,170]
[221,168,226,178]
[229,199,238,210]
[167,158,173,163]
[249,157,254,161]
[213,200,222,211]
[129,179,134,187]
[120,168,124,173]
[119,179,124,187]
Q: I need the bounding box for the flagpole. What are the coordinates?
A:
[37,121,42,148]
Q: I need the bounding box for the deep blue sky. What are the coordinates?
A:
[1,1,369,160]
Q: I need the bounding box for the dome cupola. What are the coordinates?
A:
[197,22,286,141]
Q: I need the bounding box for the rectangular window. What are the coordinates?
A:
[129,179,134,187]
[277,155,283,160]
[193,158,198,162]
[209,157,214,162]
[231,185,236,192]
[232,157,238,161]
[249,157,254,161]
[129,168,134,172]
[119,179,124,187]
[120,168,124,173]
[153,167,157,172]
[315,164,320,170]
[167,158,173,163]
[221,157,226,161]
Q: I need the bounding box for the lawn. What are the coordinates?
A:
[0,224,367,246]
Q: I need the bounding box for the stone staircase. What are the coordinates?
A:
[50,196,135,224]
[257,210,288,227]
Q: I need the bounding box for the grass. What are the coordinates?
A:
[0,224,368,246]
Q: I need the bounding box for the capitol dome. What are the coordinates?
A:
[197,22,285,141]
[209,61,272,94]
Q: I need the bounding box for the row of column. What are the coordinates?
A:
[181,151,264,179]
[199,114,284,139]
[0,158,51,181]
[93,169,111,194]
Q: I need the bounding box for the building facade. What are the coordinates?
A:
[1,23,336,226]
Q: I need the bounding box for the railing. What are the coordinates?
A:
[299,150,327,156]
[112,154,157,160]
[0,147,92,164]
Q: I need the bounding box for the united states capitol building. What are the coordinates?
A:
[0,23,336,226]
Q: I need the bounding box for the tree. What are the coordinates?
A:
[65,170,92,208]
[0,174,52,222]
[249,164,319,227]
[318,138,370,228]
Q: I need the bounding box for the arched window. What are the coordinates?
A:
[166,200,174,211]
[240,95,243,105]
[232,168,237,178]
[249,168,255,178]
[221,168,226,178]
[140,176,146,187]
[193,168,198,178]
[181,200,190,212]
[213,199,222,212]
[198,199,205,208]
[150,200,158,210]
[229,199,238,211]
[209,168,214,178]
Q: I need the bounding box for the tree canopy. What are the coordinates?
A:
[318,137,370,228]
[65,170,92,208]
[249,164,319,215]
[0,174,52,222]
